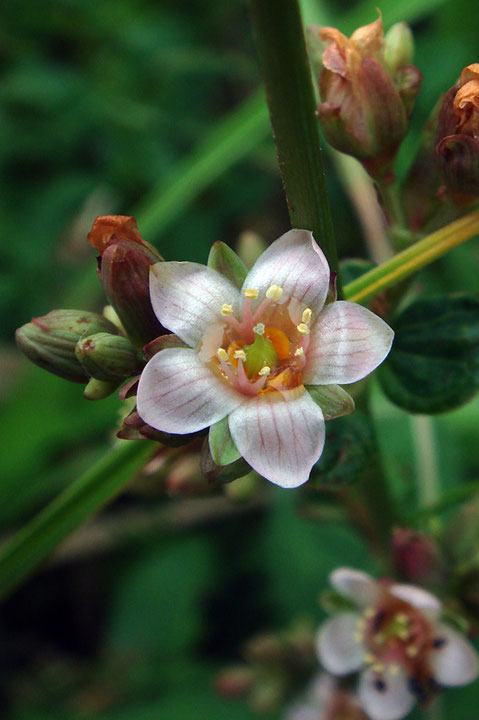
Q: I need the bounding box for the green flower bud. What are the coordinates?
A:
[84,377,120,401]
[16,310,118,382]
[384,22,414,76]
[75,332,144,381]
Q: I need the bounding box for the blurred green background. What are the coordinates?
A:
[2,0,479,718]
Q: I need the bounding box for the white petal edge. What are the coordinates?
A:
[389,584,442,617]
[228,388,325,488]
[316,612,365,675]
[428,623,479,686]
[303,301,394,385]
[358,667,415,720]
[330,568,379,607]
[242,229,330,315]
[137,347,243,434]
[149,261,240,347]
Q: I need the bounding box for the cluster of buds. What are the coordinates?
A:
[16,216,167,402]
[308,15,421,181]
[215,621,316,712]
[317,568,478,720]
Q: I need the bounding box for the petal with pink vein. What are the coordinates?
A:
[242,229,330,314]
[228,388,325,488]
[149,262,240,347]
[137,347,243,434]
[304,301,394,385]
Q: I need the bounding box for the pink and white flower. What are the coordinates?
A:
[137,230,393,488]
[317,568,479,720]
[286,673,368,720]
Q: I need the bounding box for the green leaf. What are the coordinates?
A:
[208,416,241,465]
[310,412,374,485]
[379,294,479,413]
[207,241,248,289]
[306,384,355,421]
[0,440,154,600]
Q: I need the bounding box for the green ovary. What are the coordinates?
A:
[243,333,279,377]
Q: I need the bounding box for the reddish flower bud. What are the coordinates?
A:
[392,527,444,588]
[310,15,420,180]
[88,215,166,347]
[436,64,479,205]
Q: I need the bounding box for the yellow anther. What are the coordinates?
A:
[258,365,271,376]
[363,653,375,664]
[389,664,400,676]
[243,288,259,299]
[398,629,410,641]
[221,304,233,316]
[297,323,310,335]
[406,645,419,658]
[395,613,409,624]
[354,633,364,644]
[217,348,228,361]
[373,662,385,673]
[356,619,366,630]
[364,608,375,619]
[253,322,265,335]
[234,350,247,361]
[302,307,312,323]
[294,347,305,357]
[266,284,283,301]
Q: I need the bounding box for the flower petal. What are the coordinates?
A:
[228,388,325,488]
[358,667,415,720]
[316,612,365,675]
[428,624,479,686]
[330,568,379,606]
[242,229,330,314]
[389,584,441,617]
[304,301,394,385]
[137,348,243,434]
[149,261,240,347]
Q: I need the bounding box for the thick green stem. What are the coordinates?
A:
[249,0,341,293]
[344,210,479,303]
[0,440,154,599]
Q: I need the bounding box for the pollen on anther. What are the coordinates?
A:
[217,348,228,361]
[266,284,283,301]
[406,646,419,658]
[302,307,312,323]
[234,349,247,360]
[221,304,233,316]
[294,347,305,357]
[389,664,400,676]
[297,322,310,335]
[243,288,259,299]
[363,653,375,664]
[253,322,265,335]
[258,365,271,376]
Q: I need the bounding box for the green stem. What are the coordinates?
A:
[249,0,341,293]
[0,440,154,599]
[344,209,479,303]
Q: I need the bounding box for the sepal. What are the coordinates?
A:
[207,241,248,289]
[306,384,355,421]
[200,436,251,484]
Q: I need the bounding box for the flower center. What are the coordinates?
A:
[208,284,313,397]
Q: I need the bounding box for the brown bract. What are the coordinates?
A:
[87,215,143,253]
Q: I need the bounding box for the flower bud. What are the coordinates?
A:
[384,23,414,76]
[214,666,254,699]
[436,64,479,205]
[15,309,118,382]
[88,215,166,347]
[75,332,144,381]
[84,377,120,401]
[310,15,420,180]
[392,527,444,588]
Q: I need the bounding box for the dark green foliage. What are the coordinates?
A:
[379,294,479,413]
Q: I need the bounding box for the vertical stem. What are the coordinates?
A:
[249,0,342,295]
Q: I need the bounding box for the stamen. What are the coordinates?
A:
[389,664,400,676]
[234,350,247,361]
[297,322,310,335]
[354,633,364,644]
[374,678,387,693]
[395,613,409,625]
[301,307,312,323]
[363,653,375,664]
[258,365,271,376]
[373,662,385,673]
[364,608,375,619]
[356,618,366,630]
[221,304,233,316]
[406,646,419,658]
[253,322,265,335]
[398,629,410,641]
[217,348,228,361]
[294,347,305,357]
[243,288,259,299]
[433,637,447,649]
[266,284,283,301]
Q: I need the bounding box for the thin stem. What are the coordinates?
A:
[0,440,154,599]
[249,0,341,294]
[344,210,479,303]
